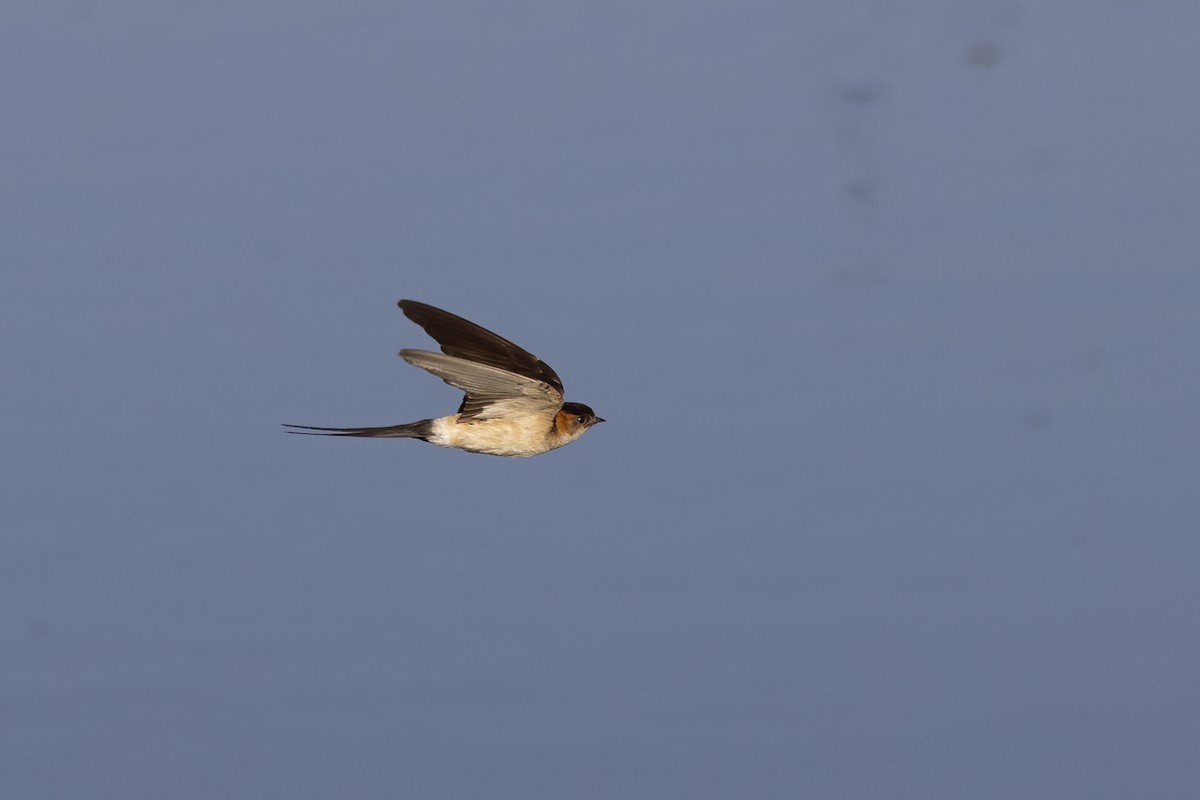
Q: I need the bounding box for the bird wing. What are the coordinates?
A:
[400,349,563,420]
[397,300,564,396]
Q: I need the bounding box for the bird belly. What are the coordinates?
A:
[427,415,558,457]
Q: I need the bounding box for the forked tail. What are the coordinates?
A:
[283,419,434,439]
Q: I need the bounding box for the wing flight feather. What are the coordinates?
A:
[398,300,564,395]
[400,349,562,419]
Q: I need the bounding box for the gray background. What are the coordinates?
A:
[3,1,1199,798]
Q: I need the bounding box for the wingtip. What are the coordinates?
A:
[398,347,426,362]
[398,299,432,324]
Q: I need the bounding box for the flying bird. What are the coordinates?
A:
[285,300,604,457]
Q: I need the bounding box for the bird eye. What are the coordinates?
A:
[577,415,587,424]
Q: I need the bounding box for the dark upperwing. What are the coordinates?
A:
[397,300,564,395]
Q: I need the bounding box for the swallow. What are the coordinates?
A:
[285,300,604,457]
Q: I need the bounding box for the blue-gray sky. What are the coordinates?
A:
[3,2,1199,798]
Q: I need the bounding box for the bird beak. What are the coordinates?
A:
[594,417,605,424]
